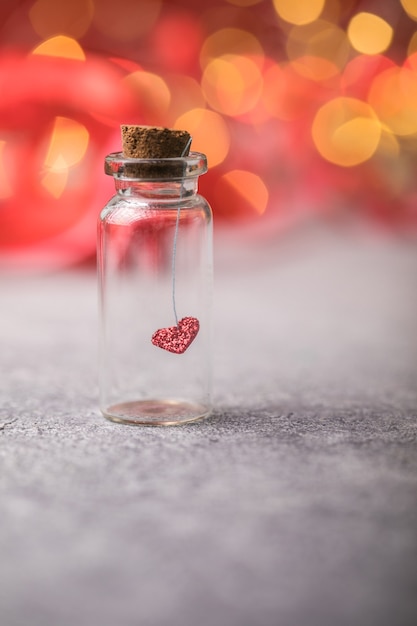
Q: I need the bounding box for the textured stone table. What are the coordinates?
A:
[1,227,416,626]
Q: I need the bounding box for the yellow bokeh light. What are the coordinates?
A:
[41,157,69,199]
[123,71,171,119]
[200,28,264,70]
[201,54,263,117]
[93,0,161,42]
[286,20,350,80]
[174,109,230,167]
[31,36,85,61]
[0,141,12,200]
[42,117,89,197]
[312,97,382,166]
[29,0,93,39]
[44,117,89,169]
[400,0,417,21]
[408,30,417,56]
[368,66,417,136]
[348,12,393,55]
[273,0,325,25]
[219,170,268,215]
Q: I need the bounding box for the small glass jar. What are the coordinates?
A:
[97,151,213,426]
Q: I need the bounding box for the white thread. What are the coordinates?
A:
[171,136,192,326]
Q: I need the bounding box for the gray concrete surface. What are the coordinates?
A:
[1,227,416,626]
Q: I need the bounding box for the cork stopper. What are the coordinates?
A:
[121,125,191,159]
[118,125,192,179]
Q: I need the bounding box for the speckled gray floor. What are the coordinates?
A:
[1,227,416,626]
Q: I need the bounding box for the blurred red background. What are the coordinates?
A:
[1,0,417,269]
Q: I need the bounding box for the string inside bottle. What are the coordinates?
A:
[171,135,192,326]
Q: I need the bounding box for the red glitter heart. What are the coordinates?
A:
[151,316,200,354]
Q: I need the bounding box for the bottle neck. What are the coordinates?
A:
[114,178,199,200]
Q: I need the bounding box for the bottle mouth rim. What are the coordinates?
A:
[105,151,207,180]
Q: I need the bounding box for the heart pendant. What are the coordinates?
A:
[151,317,200,354]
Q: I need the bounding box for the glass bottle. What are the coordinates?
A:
[97,151,213,426]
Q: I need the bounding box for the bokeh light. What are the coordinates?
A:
[286,20,350,81]
[312,97,382,166]
[368,65,417,136]
[32,36,86,61]
[200,28,264,69]
[123,70,171,121]
[174,108,230,167]
[201,54,263,116]
[347,13,393,55]
[214,170,269,220]
[273,0,326,26]
[408,30,417,55]
[43,117,89,170]
[341,54,395,99]
[400,0,417,21]
[1,0,417,269]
